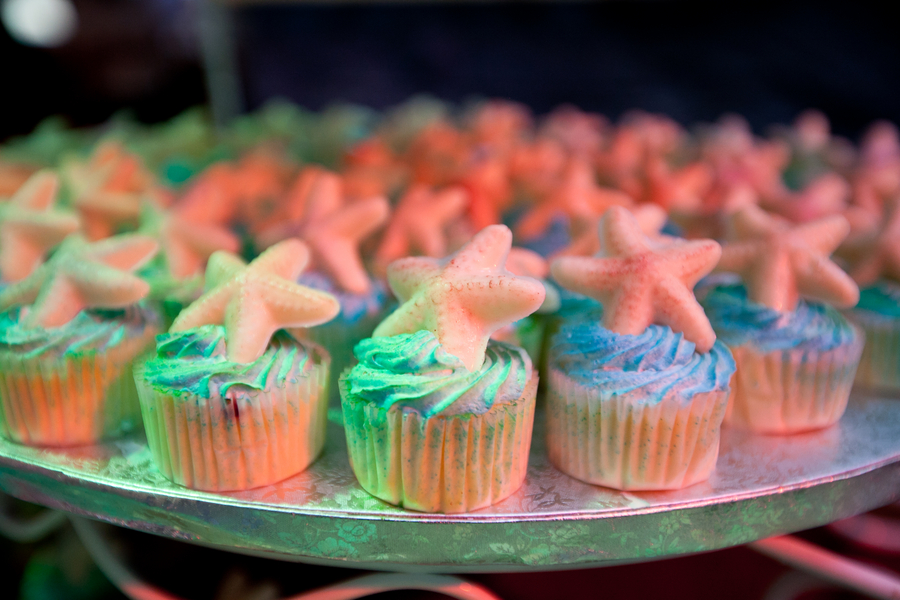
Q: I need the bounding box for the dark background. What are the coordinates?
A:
[2,0,899,142]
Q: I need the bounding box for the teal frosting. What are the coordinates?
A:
[0,305,158,359]
[344,330,532,417]
[854,281,900,318]
[551,320,734,400]
[699,282,858,352]
[140,325,320,398]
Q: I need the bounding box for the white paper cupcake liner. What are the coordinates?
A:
[724,330,864,434]
[0,329,156,446]
[546,366,729,490]
[845,310,900,391]
[340,373,538,513]
[135,355,329,492]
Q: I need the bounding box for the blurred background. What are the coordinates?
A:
[3,0,900,598]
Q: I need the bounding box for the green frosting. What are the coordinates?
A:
[0,305,158,359]
[344,330,532,417]
[140,325,321,398]
[855,281,900,318]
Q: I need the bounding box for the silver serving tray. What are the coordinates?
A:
[2,391,900,573]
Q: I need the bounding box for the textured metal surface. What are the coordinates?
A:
[2,391,900,572]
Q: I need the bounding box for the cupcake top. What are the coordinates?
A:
[699,280,857,352]
[551,206,721,353]
[170,238,340,364]
[344,330,531,416]
[551,319,734,401]
[373,224,546,372]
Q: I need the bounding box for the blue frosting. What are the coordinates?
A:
[698,282,858,352]
[854,281,900,318]
[299,271,389,323]
[551,321,734,401]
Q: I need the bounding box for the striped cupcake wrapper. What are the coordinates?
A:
[546,366,729,491]
[135,356,329,492]
[725,330,864,434]
[0,329,156,446]
[340,373,537,513]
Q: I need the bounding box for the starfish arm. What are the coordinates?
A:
[164,237,206,280]
[794,215,850,256]
[433,316,491,372]
[205,252,248,290]
[223,284,279,363]
[323,196,389,240]
[250,239,311,280]
[386,257,441,303]
[170,283,233,332]
[409,218,450,258]
[67,261,150,307]
[23,276,85,329]
[12,170,58,210]
[303,169,344,223]
[459,275,546,329]
[506,247,549,278]
[514,201,560,241]
[654,276,717,353]
[0,233,49,283]
[728,204,783,240]
[793,253,860,308]
[0,266,47,311]
[550,255,630,300]
[588,188,632,215]
[89,234,159,272]
[448,224,512,271]
[254,275,340,328]
[173,219,241,258]
[76,191,142,218]
[715,241,765,274]
[634,203,668,236]
[372,296,430,337]
[432,187,468,220]
[5,209,81,242]
[601,284,655,336]
[312,237,372,295]
[599,206,650,257]
[667,239,722,286]
[374,221,411,269]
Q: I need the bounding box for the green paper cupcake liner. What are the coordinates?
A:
[135,356,329,492]
[340,373,538,514]
[845,310,900,391]
[546,366,729,491]
[725,330,864,434]
[0,328,156,446]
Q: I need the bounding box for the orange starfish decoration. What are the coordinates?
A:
[0,170,80,282]
[171,239,340,363]
[375,184,468,273]
[0,233,158,328]
[258,167,389,294]
[716,205,858,311]
[515,157,632,241]
[374,225,546,371]
[551,206,721,353]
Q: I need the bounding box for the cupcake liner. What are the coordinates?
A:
[546,366,729,490]
[135,355,328,492]
[341,373,538,513]
[0,328,156,446]
[724,330,864,434]
[845,310,900,391]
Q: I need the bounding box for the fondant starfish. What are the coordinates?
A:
[553,203,668,258]
[505,247,561,313]
[374,224,546,371]
[0,170,80,282]
[139,201,241,280]
[259,167,389,295]
[374,184,468,272]
[551,206,721,353]
[171,239,340,364]
[0,233,158,329]
[716,204,858,311]
[515,157,632,241]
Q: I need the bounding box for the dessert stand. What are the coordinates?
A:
[3,389,900,598]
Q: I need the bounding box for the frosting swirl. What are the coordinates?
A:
[551,320,734,400]
[140,325,322,398]
[344,330,532,417]
[0,304,158,359]
[699,282,858,352]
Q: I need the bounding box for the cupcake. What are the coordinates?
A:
[700,205,862,434]
[134,239,340,491]
[0,234,160,446]
[340,225,546,513]
[547,206,734,490]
